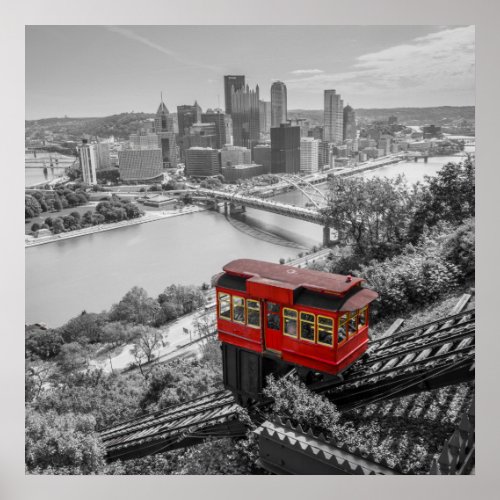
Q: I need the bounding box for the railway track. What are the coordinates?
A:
[100,308,475,459]
[100,390,246,461]
[320,309,475,410]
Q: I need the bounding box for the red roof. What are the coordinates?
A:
[223,259,365,296]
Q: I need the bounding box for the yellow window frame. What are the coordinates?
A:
[283,308,298,338]
[299,311,316,343]
[348,310,359,338]
[317,315,334,347]
[218,291,231,320]
[246,299,261,329]
[358,306,368,328]
[232,295,246,324]
[338,313,349,346]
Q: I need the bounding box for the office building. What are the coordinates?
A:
[253,144,271,173]
[318,141,334,170]
[79,139,97,185]
[378,136,392,156]
[343,105,357,142]
[95,142,111,170]
[185,147,220,177]
[221,145,251,168]
[271,124,300,174]
[231,84,260,149]
[309,126,324,140]
[271,81,287,128]
[177,102,202,136]
[118,149,163,182]
[222,163,264,183]
[300,137,319,174]
[129,132,159,150]
[323,89,343,144]
[259,100,271,134]
[155,96,177,167]
[202,109,229,149]
[224,75,245,115]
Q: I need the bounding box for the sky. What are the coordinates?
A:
[25,25,475,120]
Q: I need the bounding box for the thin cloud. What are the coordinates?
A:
[287,25,475,105]
[105,26,224,74]
[291,69,324,75]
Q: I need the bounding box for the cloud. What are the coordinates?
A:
[105,26,224,73]
[286,26,475,105]
[291,69,324,75]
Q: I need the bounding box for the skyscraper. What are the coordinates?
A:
[300,137,320,174]
[231,84,260,149]
[224,75,245,115]
[177,102,202,137]
[79,139,97,185]
[259,100,271,134]
[271,81,287,128]
[202,109,229,149]
[185,147,220,177]
[323,90,343,144]
[271,124,300,174]
[154,95,177,168]
[343,104,357,142]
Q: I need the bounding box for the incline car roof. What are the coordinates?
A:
[222,259,365,296]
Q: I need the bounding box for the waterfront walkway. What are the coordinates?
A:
[25,205,206,248]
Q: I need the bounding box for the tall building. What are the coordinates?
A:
[300,137,319,174]
[271,81,287,128]
[343,104,357,142]
[155,95,177,168]
[222,164,264,183]
[79,139,97,185]
[118,149,163,182]
[129,132,159,150]
[323,90,343,144]
[177,102,202,136]
[185,147,220,178]
[224,115,233,146]
[253,144,271,173]
[318,141,334,170]
[259,100,271,134]
[224,75,245,115]
[231,84,260,149]
[202,109,229,149]
[220,145,251,168]
[95,142,111,170]
[270,124,300,174]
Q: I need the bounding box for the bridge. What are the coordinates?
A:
[195,188,336,246]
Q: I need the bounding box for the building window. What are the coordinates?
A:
[218,292,231,320]
[358,307,368,328]
[267,302,280,330]
[247,299,261,329]
[232,296,245,324]
[348,311,358,337]
[338,313,348,345]
[283,308,298,337]
[317,315,334,347]
[300,312,315,342]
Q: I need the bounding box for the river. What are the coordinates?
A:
[25,154,470,327]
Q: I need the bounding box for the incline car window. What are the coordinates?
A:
[358,307,368,328]
[348,311,358,337]
[300,312,315,342]
[232,296,245,324]
[247,299,261,328]
[218,292,231,319]
[267,302,280,330]
[283,308,298,337]
[338,313,348,344]
[317,315,333,346]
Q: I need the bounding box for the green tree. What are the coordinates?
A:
[131,326,165,378]
[52,217,65,234]
[31,222,41,232]
[56,342,90,374]
[109,286,160,325]
[25,194,42,219]
[58,312,106,344]
[25,327,64,360]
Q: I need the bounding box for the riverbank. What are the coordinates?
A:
[25,205,206,247]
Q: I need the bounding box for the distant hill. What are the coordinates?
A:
[26,106,474,141]
[288,106,475,127]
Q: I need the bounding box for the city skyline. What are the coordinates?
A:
[26,25,474,120]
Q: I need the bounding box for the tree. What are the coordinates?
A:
[52,217,65,234]
[131,326,164,378]
[25,327,64,360]
[57,342,90,374]
[25,195,42,219]
[58,312,106,344]
[53,198,63,211]
[109,286,160,325]
[25,409,106,474]
[31,222,41,233]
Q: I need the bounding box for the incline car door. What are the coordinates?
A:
[264,301,282,353]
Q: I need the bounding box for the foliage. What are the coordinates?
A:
[109,286,160,325]
[441,218,475,278]
[25,326,64,360]
[25,408,106,474]
[58,312,107,344]
[56,342,90,374]
[322,175,418,261]
[131,326,165,378]
[263,375,340,433]
[96,168,120,183]
[155,284,206,326]
[25,195,42,219]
